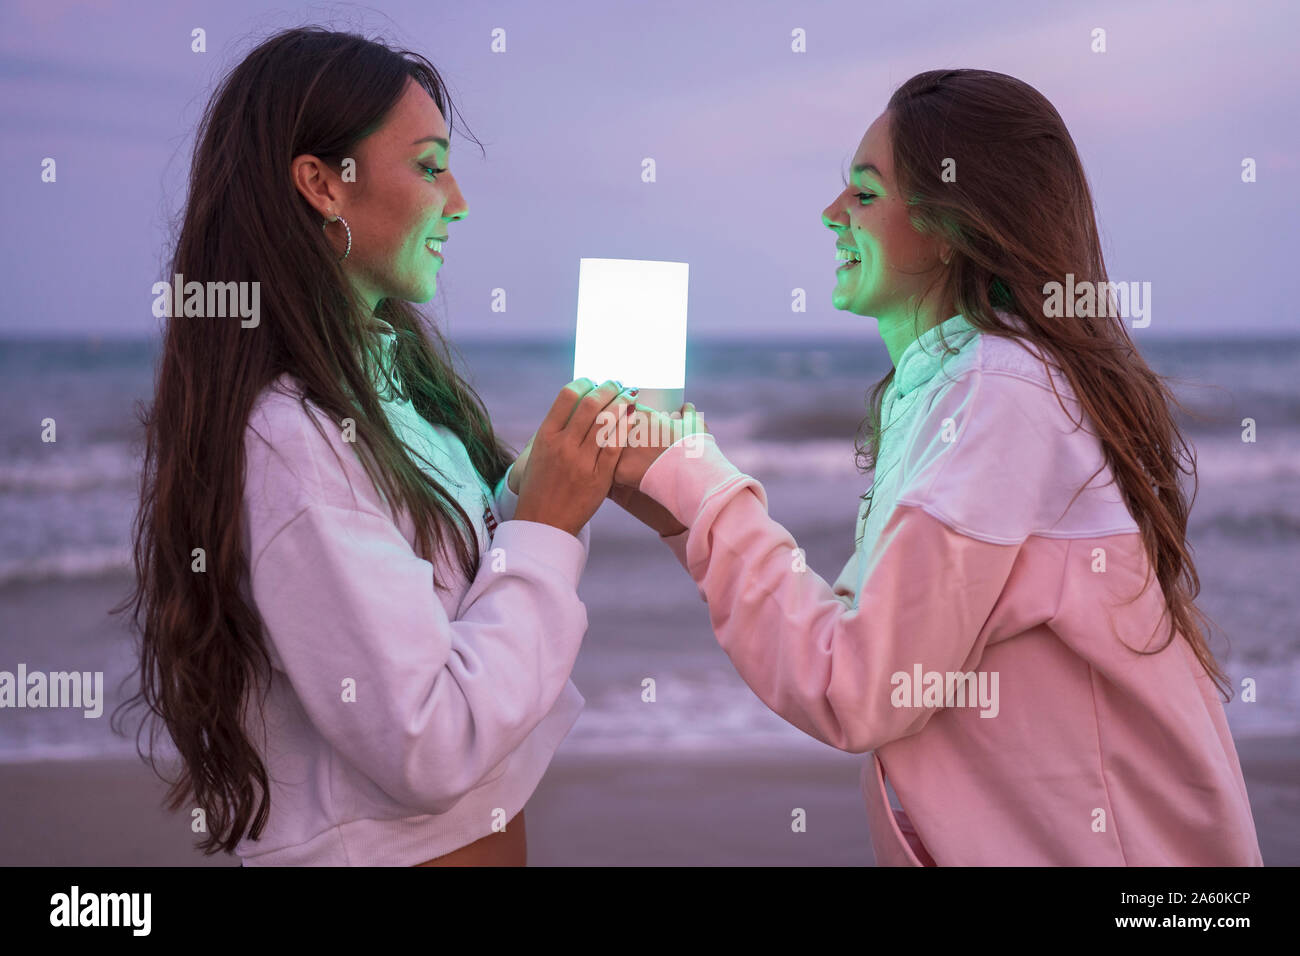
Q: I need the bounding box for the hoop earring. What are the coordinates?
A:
[323,214,352,261]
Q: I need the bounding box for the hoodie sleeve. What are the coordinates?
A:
[493,460,592,554]
[249,496,590,815]
[638,371,1073,753]
[663,522,861,612]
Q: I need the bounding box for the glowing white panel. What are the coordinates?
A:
[573,258,688,392]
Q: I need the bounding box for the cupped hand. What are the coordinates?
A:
[513,378,634,537]
[612,401,710,490]
[606,401,709,538]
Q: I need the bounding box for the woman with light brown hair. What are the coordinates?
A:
[613,69,1263,866]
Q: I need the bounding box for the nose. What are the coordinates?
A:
[442,172,468,222]
[822,198,845,232]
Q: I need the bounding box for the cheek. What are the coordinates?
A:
[880,210,933,273]
[367,183,425,251]
[393,192,425,246]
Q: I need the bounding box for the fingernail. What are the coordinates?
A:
[629,388,639,396]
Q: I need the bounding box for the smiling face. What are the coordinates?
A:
[292,76,467,312]
[821,110,951,330]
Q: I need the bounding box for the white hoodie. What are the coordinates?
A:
[235,323,587,865]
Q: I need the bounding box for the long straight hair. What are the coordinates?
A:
[853,69,1230,698]
[111,27,514,854]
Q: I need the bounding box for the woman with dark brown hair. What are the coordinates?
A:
[613,69,1264,865]
[114,27,636,866]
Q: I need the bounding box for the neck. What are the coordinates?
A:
[341,269,383,315]
[874,296,958,368]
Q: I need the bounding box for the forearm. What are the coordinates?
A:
[609,484,687,537]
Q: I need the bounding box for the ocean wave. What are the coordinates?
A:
[715,427,1300,485]
[560,666,819,755]
[1193,510,1300,542]
[715,438,865,481]
[0,737,147,765]
[0,442,139,492]
[559,655,1300,755]
[0,662,1293,766]
[744,407,868,442]
[1191,443,1300,482]
[0,546,132,587]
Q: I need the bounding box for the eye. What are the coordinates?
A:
[840,173,875,205]
[420,164,447,180]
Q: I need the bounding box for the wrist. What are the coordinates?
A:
[652,511,688,537]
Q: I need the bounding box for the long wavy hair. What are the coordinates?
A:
[111,27,515,855]
[851,68,1230,698]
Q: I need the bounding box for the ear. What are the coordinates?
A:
[291,154,344,219]
[937,238,954,267]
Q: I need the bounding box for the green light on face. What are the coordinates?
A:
[573,258,688,390]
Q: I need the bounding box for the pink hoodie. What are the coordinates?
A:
[640,313,1263,866]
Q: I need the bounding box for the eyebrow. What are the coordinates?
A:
[412,136,449,148]
[852,162,882,179]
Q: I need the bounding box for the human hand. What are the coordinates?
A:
[507,432,533,495]
[611,401,710,490]
[513,379,635,537]
[509,383,641,494]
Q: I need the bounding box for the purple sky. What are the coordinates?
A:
[2,0,1297,340]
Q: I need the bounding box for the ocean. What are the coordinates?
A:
[1,331,1298,762]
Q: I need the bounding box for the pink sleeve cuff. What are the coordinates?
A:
[639,433,756,528]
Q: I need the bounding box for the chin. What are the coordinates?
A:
[832,276,866,312]
[405,283,437,304]
[831,289,867,315]
[841,288,875,316]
